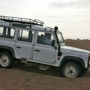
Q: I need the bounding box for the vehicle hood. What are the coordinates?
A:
[61,46,90,54]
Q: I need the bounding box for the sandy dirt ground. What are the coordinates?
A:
[0,40,90,90]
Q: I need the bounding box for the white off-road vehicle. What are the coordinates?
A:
[0,15,90,78]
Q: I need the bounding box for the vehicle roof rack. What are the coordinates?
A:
[0,15,44,26]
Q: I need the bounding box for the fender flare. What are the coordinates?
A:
[60,56,85,68]
[0,45,15,57]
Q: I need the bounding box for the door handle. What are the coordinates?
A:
[16,46,21,49]
[35,50,40,52]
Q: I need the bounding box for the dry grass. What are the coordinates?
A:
[0,40,90,90]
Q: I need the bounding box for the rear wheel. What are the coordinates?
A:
[61,62,82,78]
[0,52,14,68]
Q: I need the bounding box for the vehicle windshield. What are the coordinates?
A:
[57,31,64,43]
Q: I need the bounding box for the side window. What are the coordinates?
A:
[0,26,15,39]
[18,29,33,42]
[37,32,54,45]
[0,27,3,36]
[10,28,15,37]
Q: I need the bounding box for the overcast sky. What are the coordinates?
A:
[0,0,90,39]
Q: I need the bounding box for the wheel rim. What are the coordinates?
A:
[0,55,9,67]
[65,65,77,78]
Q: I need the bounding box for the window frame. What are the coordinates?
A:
[0,26,15,39]
[36,31,55,46]
[18,29,34,43]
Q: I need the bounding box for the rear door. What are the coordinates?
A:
[15,28,34,59]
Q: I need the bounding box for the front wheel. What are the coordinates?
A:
[61,62,82,78]
[0,52,14,69]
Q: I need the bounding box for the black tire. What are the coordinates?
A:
[61,62,82,78]
[0,52,14,69]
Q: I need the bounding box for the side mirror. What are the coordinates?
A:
[51,40,55,47]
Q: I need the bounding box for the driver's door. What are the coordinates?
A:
[33,31,58,64]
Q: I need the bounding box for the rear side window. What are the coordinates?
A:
[0,27,15,39]
[0,27,3,36]
[18,29,34,42]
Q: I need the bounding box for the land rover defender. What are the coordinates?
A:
[0,15,90,78]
